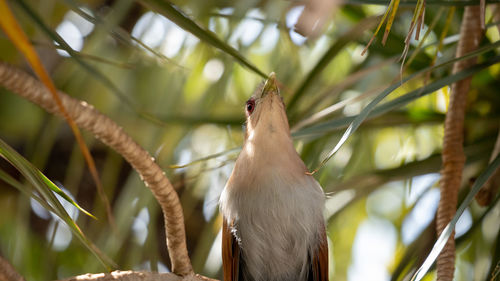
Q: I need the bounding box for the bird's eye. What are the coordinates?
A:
[246,99,255,115]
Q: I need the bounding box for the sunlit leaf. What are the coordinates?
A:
[295,41,500,139]
[0,138,116,269]
[360,2,394,55]
[305,51,500,172]
[0,139,94,219]
[0,169,55,213]
[382,0,400,45]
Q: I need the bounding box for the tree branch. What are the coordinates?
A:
[57,271,218,281]
[0,256,25,281]
[437,6,482,281]
[0,63,193,276]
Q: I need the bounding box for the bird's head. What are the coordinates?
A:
[224,72,309,194]
[244,72,290,144]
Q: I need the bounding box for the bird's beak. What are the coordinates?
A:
[260,72,279,98]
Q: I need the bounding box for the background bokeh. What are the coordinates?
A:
[0,0,499,280]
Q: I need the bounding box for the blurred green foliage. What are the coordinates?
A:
[0,0,499,280]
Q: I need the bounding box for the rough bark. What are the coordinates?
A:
[437,6,482,281]
[57,271,218,281]
[0,257,25,281]
[0,259,219,281]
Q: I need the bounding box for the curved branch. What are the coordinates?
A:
[0,63,193,276]
[437,6,482,281]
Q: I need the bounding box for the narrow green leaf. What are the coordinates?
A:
[0,138,116,269]
[0,169,56,213]
[140,0,267,78]
[411,154,500,281]
[305,54,500,172]
[382,0,400,45]
[41,171,97,219]
[372,55,500,115]
[297,20,482,124]
[361,2,394,54]
[0,139,94,219]
[294,40,500,139]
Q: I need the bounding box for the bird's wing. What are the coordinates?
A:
[222,218,241,281]
[309,226,329,281]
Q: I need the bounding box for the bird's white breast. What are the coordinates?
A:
[220,165,325,281]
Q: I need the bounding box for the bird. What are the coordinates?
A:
[219,73,328,281]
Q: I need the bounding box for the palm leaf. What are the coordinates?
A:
[0,169,56,214]
[306,51,500,172]
[295,40,500,141]
[0,138,116,269]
